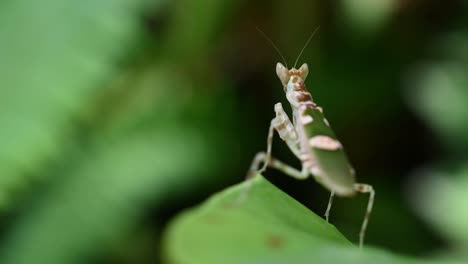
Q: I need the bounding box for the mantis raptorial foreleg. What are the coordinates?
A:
[354,183,375,249]
[247,102,302,179]
[239,104,308,203]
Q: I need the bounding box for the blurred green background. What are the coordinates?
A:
[1,0,468,263]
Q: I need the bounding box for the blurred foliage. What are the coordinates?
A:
[0,0,238,263]
[406,28,468,261]
[1,0,468,263]
[408,35,468,152]
[0,0,149,207]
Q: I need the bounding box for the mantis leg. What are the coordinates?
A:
[238,152,309,203]
[249,152,309,180]
[324,191,335,222]
[239,103,306,203]
[246,102,300,179]
[354,183,375,249]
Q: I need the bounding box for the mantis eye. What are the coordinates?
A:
[276,62,289,86]
[298,63,309,80]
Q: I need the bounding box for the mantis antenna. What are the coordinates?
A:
[293,26,320,68]
[256,27,288,68]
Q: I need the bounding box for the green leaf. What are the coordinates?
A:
[164,175,462,264]
[0,126,211,264]
[0,0,152,208]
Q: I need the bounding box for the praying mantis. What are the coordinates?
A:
[241,29,375,248]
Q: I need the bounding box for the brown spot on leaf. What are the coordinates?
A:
[266,234,284,249]
[204,215,222,224]
[222,202,237,209]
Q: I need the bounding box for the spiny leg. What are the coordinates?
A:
[269,154,309,180]
[246,102,300,179]
[250,120,275,178]
[238,152,308,203]
[354,183,375,249]
[240,122,278,204]
[256,152,309,179]
[239,103,302,203]
[324,191,335,222]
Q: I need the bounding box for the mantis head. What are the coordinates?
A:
[276,63,309,87]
